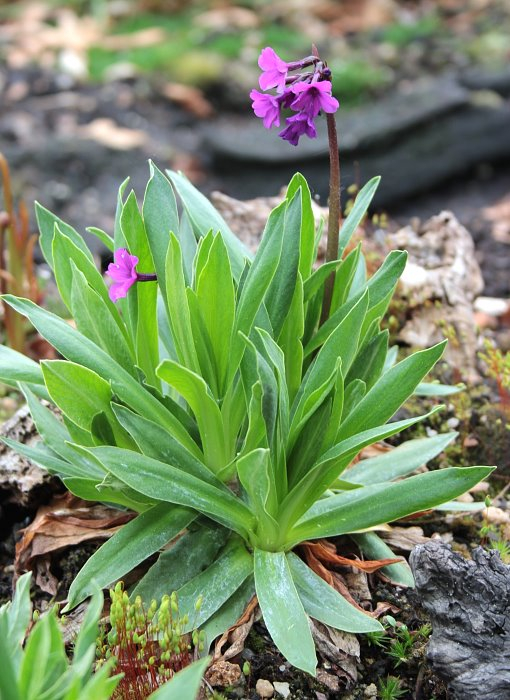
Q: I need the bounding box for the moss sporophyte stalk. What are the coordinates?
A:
[0,43,493,679]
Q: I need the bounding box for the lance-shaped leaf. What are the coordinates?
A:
[195,232,235,394]
[87,446,256,538]
[346,431,458,484]
[337,176,380,256]
[166,169,249,278]
[287,552,382,632]
[35,202,93,268]
[228,200,287,384]
[200,577,255,651]
[287,466,493,547]
[306,250,407,357]
[254,549,316,676]
[131,522,229,602]
[237,449,279,547]
[265,190,302,338]
[64,503,195,611]
[278,409,444,533]
[143,161,180,299]
[286,172,315,279]
[112,403,226,490]
[1,296,201,458]
[156,360,227,471]
[149,657,211,700]
[350,532,415,587]
[0,345,49,399]
[337,341,446,441]
[177,538,253,632]
[165,234,200,372]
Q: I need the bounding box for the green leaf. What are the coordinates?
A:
[143,162,180,301]
[196,233,235,394]
[86,226,114,251]
[20,385,103,476]
[337,341,446,441]
[112,404,225,490]
[87,447,256,538]
[346,330,389,392]
[35,202,93,268]
[41,361,112,432]
[306,250,407,357]
[177,538,253,631]
[279,409,444,533]
[330,244,361,313]
[279,273,304,404]
[0,345,44,386]
[200,577,255,651]
[254,549,316,676]
[166,169,249,278]
[286,173,315,279]
[70,264,135,376]
[156,360,227,471]
[265,190,302,338]
[73,588,103,664]
[148,657,210,700]
[3,571,32,652]
[52,229,109,313]
[350,533,415,587]
[65,503,195,610]
[346,432,458,484]
[228,200,287,382]
[303,259,343,302]
[288,466,494,546]
[287,552,382,632]
[1,436,90,479]
[415,382,463,396]
[338,177,380,256]
[0,637,20,700]
[165,234,200,371]
[132,522,229,601]
[237,449,279,547]
[2,296,201,458]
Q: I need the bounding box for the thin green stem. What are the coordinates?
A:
[320,112,341,324]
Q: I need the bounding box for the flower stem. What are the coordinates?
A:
[136,273,157,282]
[321,112,341,324]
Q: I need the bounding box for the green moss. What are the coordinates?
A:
[381,14,442,46]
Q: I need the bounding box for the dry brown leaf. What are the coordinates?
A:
[309,619,359,687]
[378,526,429,552]
[15,492,134,594]
[303,540,402,573]
[160,83,214,118]
[78,119,148,150]
[213,595,258,662]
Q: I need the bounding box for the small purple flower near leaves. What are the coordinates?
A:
[107,248,139,302]
[250,90,281,128]
[258,47,288,93]
[290,81,339,118]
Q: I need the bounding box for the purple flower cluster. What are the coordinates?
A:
[106,248,139,302]
[250,47,339,146]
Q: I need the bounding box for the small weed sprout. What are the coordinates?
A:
[378,675,407,699]
[478,339,510,410]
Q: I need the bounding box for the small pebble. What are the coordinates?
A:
[273,681,290,698]
[256,679,274,698]
[364,683,378,698]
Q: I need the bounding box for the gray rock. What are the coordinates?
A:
[410,540,510,700]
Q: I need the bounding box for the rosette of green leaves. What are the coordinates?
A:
[0,165,492,675]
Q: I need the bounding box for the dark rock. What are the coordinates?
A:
[409,540,510,700]
[459,66,510,96]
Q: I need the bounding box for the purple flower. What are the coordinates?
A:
[279,113,317,146]
[289,81,339,118]
[258,47,288,93]
[106,248,139,302]
[250,89,281,128]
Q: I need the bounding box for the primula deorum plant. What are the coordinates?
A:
[0,47,492,675]
[0,573,208,700]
